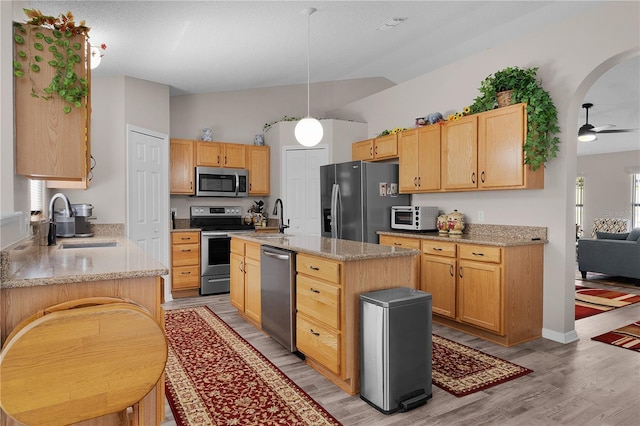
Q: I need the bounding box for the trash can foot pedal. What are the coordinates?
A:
[399,393,431,412]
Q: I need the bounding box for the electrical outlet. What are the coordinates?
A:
[477,210,484,222]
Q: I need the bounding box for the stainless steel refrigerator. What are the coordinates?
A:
[320,160,409,243]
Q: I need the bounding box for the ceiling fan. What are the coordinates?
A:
[578,103,637,142]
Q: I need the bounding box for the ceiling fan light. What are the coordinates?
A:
[578,124,596,142]
[295,117,323,147]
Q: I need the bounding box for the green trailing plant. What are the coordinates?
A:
[469,66,560,171]
[13,9,90,114]
[263,115,302,132]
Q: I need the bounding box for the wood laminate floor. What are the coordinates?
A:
[161,279,640,426]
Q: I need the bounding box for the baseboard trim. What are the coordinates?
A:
[542,328,579,344]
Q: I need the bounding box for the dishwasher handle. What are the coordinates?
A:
[262,250,291,261]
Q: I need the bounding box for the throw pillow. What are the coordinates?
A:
[596,232,629,240]
[626,228,640,241]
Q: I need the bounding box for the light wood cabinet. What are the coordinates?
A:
[171,231,200,297]
[221,143,246,168]
[378,234,421,280]
[170,139,195,194]
[442,115,478,190]
[230,239,261,327]
[421,240,457,319]
[195,141,246,168]
[246,145,270,195]
[14,25,91,186]
[398,126,441,193]
[351,134,398,161]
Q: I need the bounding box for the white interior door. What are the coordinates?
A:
[126,125,170,299]
[283,145,329,236]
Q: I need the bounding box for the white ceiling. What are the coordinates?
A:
[13,1,639,156]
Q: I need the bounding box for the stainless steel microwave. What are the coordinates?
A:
[195,167,248,197]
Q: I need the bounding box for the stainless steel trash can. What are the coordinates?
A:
[360,287,432,414]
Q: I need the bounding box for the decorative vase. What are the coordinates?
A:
[496,90,514,108]
[254,134,264,145]
[447,210,465,235]
[437,214,449,234]
[201,128,213,141]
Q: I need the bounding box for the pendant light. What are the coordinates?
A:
[295,7,323,147]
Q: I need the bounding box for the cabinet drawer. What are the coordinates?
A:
[172,266,200,289]
[422,240,456,257]
[172,243,199,266]
[297,254,340,284]
[230,238,245,255]
[172,231,199,244]
[296,314,340,375]
[379,235,421,250]
[297,275,340,329]
[245,242,261,261]
[459,244,501,263]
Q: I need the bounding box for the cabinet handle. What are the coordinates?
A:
[180,237,191,240]
[181,249,191,252]
[217,155,220,164]
[459,266,463,278]
[224,155,227,165]
[309,329,320,336]
[481,171,485,183]
[310,288,320,293]
[471,252,485,257]
[449,265,454,276]
[471,172,476,184]
[414,177,418,186]
[239,261,244,273]
[375,147,378,156]
[369,147,373,157]
[249,183,252,190]
[418,177,421,187]
[432,247,443,251]
[309,266,320,271]
[180,271,191,275]
[394,242,402,246]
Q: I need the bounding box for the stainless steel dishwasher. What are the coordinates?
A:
[260,245,296,352]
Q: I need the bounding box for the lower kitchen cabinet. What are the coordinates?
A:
[421,240,457,319]
[171,231,200,298]
[230,239,261,327]
[378,234,421,284]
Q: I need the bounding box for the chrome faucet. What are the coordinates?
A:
[272,198,289,234]
[48,192,73,246]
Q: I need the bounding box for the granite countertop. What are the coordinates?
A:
[1,236,169,289]
[378,224,548,247]
[232,233,419,261]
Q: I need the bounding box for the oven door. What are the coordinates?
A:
[201,232,231,295]
[391,207,415,230]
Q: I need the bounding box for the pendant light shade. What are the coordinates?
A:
[295,7,323,147]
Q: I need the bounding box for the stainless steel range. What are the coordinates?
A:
[190,206,254,295]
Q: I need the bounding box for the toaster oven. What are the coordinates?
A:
[391,206,438,231]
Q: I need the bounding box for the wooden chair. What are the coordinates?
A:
[0,297,167,425]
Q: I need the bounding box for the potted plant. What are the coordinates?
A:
[469,66,560,171]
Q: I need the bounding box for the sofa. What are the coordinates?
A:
[578,228,640,279]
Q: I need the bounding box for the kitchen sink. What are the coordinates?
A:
[60,241,119,249]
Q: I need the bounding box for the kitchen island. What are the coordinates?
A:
[230,233,419,395]
[0,236,168,425]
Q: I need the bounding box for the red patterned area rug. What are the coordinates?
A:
[575,285,640,320]
[592,320,640,352]
[164,306,341,426]
[432,335,532,397]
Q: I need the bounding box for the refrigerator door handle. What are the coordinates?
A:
[330,183,338,239]
[335,184,343,239]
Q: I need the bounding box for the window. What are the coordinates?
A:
[633,174,640,229]
[576,176,584,238]
[30,179,44,215]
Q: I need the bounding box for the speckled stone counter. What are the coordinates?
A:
[232,233,419,261]
[1,236,168,289]
[378,223,547,247]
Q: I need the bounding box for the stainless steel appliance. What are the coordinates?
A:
[190,206,254,295]
[391,205,438,231]
[260,245,297,352]
[360,287,432,414]
[72,203,94,237]
[320,160,409,243]
[195,167,248,197]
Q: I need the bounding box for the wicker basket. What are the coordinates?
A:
[496,90,514,108]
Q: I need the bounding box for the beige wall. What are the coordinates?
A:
[329,2,640,342]
[578,150,640,234]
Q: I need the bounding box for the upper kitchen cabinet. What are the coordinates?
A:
[352,134,398,161]
[196,141,246,168]
[14,24,91,187]
[246,145,270,195]
[477,103,543,190]
[398,126,441,193]
[170,139,195,194]
[442,114,478,191]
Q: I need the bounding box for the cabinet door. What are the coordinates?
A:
[170,139,195,194]
[230,252,245,311]
[247,145,270,195]
[223,143,246,168]
[417,125,441,191]
[398,129,419,192]
[373,134,398,159]
[352,139,374,161]
[422,255,456,318]
[458,260,502,333]
[244,256,261,324]
[442,115,478,190]
[196,141,222,167]
[478,103,526,188]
